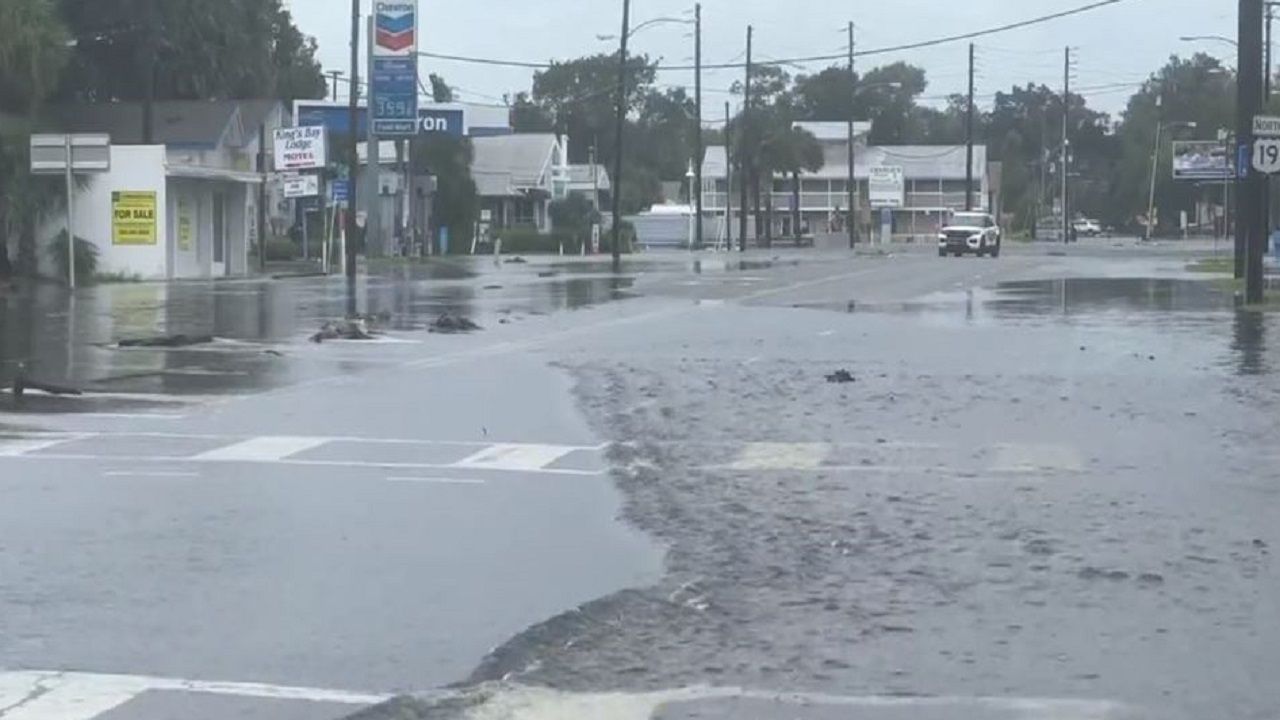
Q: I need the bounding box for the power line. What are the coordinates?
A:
[417,0,1126,73]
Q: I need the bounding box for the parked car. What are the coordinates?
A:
[938,212,1002,258]
[1073,218,1103,237]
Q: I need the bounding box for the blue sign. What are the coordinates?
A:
[331,180,350,204]
[296,103,466,140]
[1239,142,1251,179]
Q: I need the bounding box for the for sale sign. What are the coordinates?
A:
[273,126,327,171]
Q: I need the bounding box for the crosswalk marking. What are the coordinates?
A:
[0,672,387,720]
[192,436,330,462]
[455,443,578,471]
[0,434,86,457]
[713,441,1083,477]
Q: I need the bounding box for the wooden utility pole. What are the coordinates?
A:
[346,0,361,316]
[846,21,856,248]
[1241,0,1267,303]
[610,0,632,265]
[725,101,734,251]
[694,4,704,250]
[740,25,752,251]
[965,43,976,211]
[1062,47,1071,245]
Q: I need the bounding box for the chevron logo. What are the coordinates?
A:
[375,2,416,53]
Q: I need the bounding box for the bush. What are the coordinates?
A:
[46,231,99,284]
[495,228,581,254]
[264,239,301,261]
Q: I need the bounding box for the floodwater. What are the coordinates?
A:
[0,258,637,405]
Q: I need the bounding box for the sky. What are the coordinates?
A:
[287,0,1237,119]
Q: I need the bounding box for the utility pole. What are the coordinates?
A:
[740,25,752,251]
[694,3,704,250]
[1240,0,1267,303]
[847,21,857,249]
[330,70,344,102]
[965,43,976,211]
[258,123,268,273]
[346,0,360,316]
[141,0,158,144]
[1061,46,1071,245]
[725,100,734,252]
[610,0,631,266]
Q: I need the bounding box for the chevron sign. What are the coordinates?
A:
[375,1,417,56]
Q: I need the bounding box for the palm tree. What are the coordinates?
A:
[760,125,822,246]
[0,0,70,279]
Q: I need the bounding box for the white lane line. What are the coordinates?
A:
[454,443,578,472]
[192,436,330,462]
[0,434,87,457]
[103,471,199,479]
[387,476,488,486]
[737,265,890,302]
[729,442,829,470]
[0,672,388,720]
[990,443,1084,473]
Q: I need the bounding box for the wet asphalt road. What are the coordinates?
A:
[1,240,1278,719]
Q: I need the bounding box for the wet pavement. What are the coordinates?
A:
[2,241,1278,719]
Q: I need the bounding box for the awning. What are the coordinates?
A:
[166,164,263,184]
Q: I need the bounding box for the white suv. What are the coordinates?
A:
[939,212,1002,258]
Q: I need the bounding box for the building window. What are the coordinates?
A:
[514,199,537,227]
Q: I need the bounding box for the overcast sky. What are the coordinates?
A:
[287,0,1235,118]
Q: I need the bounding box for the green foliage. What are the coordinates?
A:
[412,133,478,249]
[264,239,299,261]
[549,194,599,241]
[0,0,70,112]
[496,228,580,254]
[429,73,454,103]
[46,230,98,283]
[55,0,325,102]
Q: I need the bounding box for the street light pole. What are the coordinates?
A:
[965,43,975,211]
[694,3,703,251]
[847,21,856,249]
[740,25,752,251]
[610,0,631,266]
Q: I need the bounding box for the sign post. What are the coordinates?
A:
[30,134,111,289]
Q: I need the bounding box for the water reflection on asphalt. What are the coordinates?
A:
[0,259,637,401]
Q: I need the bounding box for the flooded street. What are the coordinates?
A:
[2,243,1278,719]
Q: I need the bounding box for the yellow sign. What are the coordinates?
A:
[112,191,157,246]
[176,197,193,251]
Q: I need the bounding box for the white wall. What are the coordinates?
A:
[41,145,168,279]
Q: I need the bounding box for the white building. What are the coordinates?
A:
[40,100,288,279]
[472,134,569,235]
[701,121,997,244]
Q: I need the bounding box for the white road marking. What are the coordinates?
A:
[0,671,388,720]
[102,471,199,479]
[387,476,488,486]
[192,436,330,462]
[738,265,889,302]
[455,443,578,472]
[729,442,829,470]
[18,453,604,477]
[990,443,1084,473]
[0,434,86,458]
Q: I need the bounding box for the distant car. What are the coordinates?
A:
[938,212,1002,258]
[1073,218,1103,237]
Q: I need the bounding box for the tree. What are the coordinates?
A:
[528,52,657,165]
[412,134,477,251]
[0,0,69,279]
[54,0,324,103]
[429,73,454,104]
[549,193,599,247]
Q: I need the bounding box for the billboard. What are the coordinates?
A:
[1173,141,1233,181]
[296,102,466,139]
[868,166,905,208]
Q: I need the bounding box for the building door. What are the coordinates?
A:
[212,192,226,276]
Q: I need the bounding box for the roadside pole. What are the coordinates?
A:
[1062,46,1072,245]
[694,3,704,251]
[1242,0,1268,304]
[741,25,752,251]
[846,21,856,249]
[258,123,268,273]
[346,0,361,317]
[610,0,631,267]
[965,43,975,211]
[63,135,75,289]
[724,101,733,252]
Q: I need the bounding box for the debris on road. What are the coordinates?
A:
[118,334,214,348]
[311,319,376,343]
[507,256,529,264]
[825,369,856,384]
[10,362,82,406]
[429,313,482,334]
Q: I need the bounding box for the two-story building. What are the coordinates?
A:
[701,121,997,244]
[471,133,569,235]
